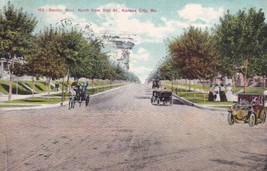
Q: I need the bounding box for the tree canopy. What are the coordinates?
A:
[168,26,218,80]
[214,8,266,77]
[0,1,37,59]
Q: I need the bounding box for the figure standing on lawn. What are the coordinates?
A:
[213,84,221,101]
[219,84,227,102]
[226,84,234,101]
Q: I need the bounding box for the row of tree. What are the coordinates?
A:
[148,8,267,91]
[0,2,140,100]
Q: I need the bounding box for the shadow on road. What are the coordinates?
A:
[210,159,246,167]
[173,99,185,105]
[239,151,267,170]
[151,104,171,107]
[135,96,151,100]
[211,151,267,170]
[135,96,186,106]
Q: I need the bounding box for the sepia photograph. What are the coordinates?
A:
[0,0,267,170]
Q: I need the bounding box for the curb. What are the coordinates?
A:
[172,94,228,111]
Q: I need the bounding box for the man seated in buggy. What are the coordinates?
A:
[73,82,88,101]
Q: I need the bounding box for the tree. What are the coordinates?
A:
[158,57,179,81]
[169,26,218,81]
[67,33,94,80]
[258,24,267,89]
[0,2,37,100]
[27,27,68,96]
[214,8,266,92]
[168,26,218,101]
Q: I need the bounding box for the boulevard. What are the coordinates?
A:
[0,84,267,171]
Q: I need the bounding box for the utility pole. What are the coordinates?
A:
[243,59,248,93]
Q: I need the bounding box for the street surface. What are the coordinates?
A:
[0,84,267,171]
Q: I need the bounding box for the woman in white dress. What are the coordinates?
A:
[226,84,233,101]
[214,84,221,101]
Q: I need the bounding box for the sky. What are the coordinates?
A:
[1,0,267,83]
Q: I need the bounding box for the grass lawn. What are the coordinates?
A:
[162,80,266,94]
[24,81,49,93]
[1,84,123,107]
[0,80,32,95]
[163,84,235,106]
[0,80,53,95]
[162,81,266,107]
[164,85,267,110]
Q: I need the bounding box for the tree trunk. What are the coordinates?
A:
[45,77,49,100]
[263,75,266,90]
[243,58,248,93]
[193,79,196,100]
[8,54,13,101]
[188,79,191,91]
[8,73,12,101]
[61,77,65,103]
[65,69,71,100]
[47,77,51,100]
[172,79,173,92]
[32,76,35,98]
[203,84,206,102]
[16,81,18,95]
[233,74,235,94]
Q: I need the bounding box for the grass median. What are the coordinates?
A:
[163,84,235,108]
[164,84,267,111]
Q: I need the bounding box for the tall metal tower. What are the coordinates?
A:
[55,19,136,70]
[100,32,136,70]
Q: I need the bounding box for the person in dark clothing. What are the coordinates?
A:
[208,84,214,101]
[219,84,227,102]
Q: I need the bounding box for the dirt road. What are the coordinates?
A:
[0,84,267,171]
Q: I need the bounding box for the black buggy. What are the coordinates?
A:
[151,90,172,105]
[228,93,266,127]
[152,79,160,89]
[69,84,90,109]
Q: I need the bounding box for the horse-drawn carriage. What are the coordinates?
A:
[69,83,90,109]
[228,93,266,127]
[152,79,160,89]
[151,89,172,105]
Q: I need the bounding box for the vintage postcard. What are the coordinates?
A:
[0,0,267,170]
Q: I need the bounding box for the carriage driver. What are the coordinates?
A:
[69,86,76,100]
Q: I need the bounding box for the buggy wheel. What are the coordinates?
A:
[249,113,256,127]
[227,112,234,125]
[78,101,82,107]
[151,98,153,104]
[157,99,160,105]
[262,111,266,123]
[85,95,90,107]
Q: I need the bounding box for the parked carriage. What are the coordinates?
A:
[228,93,266,127]
[151,90,172,105]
